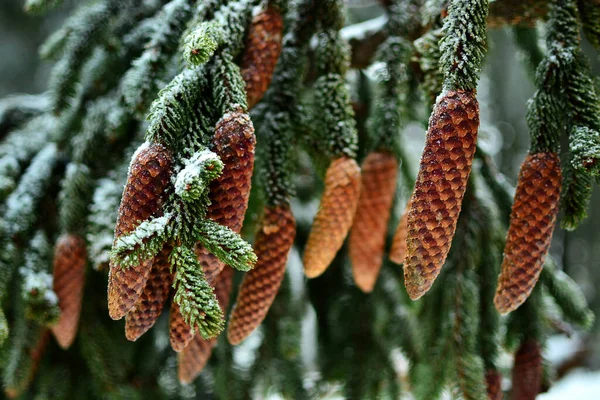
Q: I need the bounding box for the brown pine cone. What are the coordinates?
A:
[228,206,296,345]
[511,340,542,400]
[304,157,361,278]
[494,152,561,314]
[349,151,398,292]
[169,300,194,352]
[50,234,87,349]
[241,6,284,109]
[485,369,503,400]
[197,110,256,283]
[108,142,173,320]
[389,197,412,265]
[125,246,174,341]
[404,90,479,300]
[178,267,234,384]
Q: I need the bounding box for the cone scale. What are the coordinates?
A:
[511,340,542,400]
[389,197,412,265]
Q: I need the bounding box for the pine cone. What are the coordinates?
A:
[50,234,87,349]
[178,267,234,384]
[125,246,174,341]
[241,6,284,109]
[108,142,173,320]
[389,197,412,265]
[304,157,361,278]
[511,340,542,400]
[485,369,503,400]
[228,206,296,345]
[197,110,256,284]
[404,90,479,300]
[494,152,561,314]
[169,300,194,352]
[349,151,398,292]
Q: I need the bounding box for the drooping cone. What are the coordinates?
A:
[485,369,503,400]
[196,110,256,284]
[511,340,542,400]
[125,246,174,341]
[349,151,398,292]
[169,300,194,352]
[304,157,361,278]
[494,152,561,314]
[4,329,50,399]
[108,142,173,320]
[403,90,479,300]
[50,234,87,349]
[178,267,234,384]
[389,197,412,265]
[241,6,284,109]
[228,206,296,344]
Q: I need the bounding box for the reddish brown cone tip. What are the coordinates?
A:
[389,197,413,265]
[51,234,87,349]
[403,90,479,300]
[350,152,398,293]
[108,142,173,320]
[125,246,174,341]
[178,267,234,384]
[241,6,284,109]
[494,152,561,315]
[228,206,296,345]
[485,369,503,400]
[511,340,542,400]
[303,157,361,278]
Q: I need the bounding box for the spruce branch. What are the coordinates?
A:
[183,22,223,66]
[174,149,224,202]
[24,0,63,15]
[59,163,93,234]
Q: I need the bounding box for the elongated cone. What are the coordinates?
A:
[349,152,398,292]
[485,369,503,400]
[170,300,194,352]
[494,152,561,314]
[403,90,479,300]
[241,6,283,109]
[4,330,50,399]
[511,340,542,400]
[228,206,296,344]
[304,157,361,278]
[108,142,173,320]
[196,110,256,284]
[125,246,174,341]
[178,267,234,384]
[51,234,86,349]
[389,197,412,265]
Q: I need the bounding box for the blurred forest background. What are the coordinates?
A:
[1,0,599,397]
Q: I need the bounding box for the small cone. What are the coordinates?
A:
[494,152,561,314]
[403,90,479,300]
[241,6,284,109]
[485,369,503,400]
[304,157,361,278]
[178,267,234,384]
[108,142,173,320]
[228,206,296,345]
[197,110,256,283]
[169,300,194,352]
[349,151,398,292]
[389,197,412,265]
[511,340,542,400]
[125,246,174,341]
[51,234,87,349]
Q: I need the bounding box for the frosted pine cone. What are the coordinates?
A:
[404,90,479,300]
[170,300,194,352]
[485,369,503,400]
[50,234,87,349]
[511,340,542,400]
[241,6,283,109]
[108,142,173,320]
[228,206,296,345]
[125,246,174,341]
[494,152,561,314]
[349,151,398,292]
[304,157,361,278]
[178,267,234,384]
[389,197,412,265]
[197,110,256,284]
